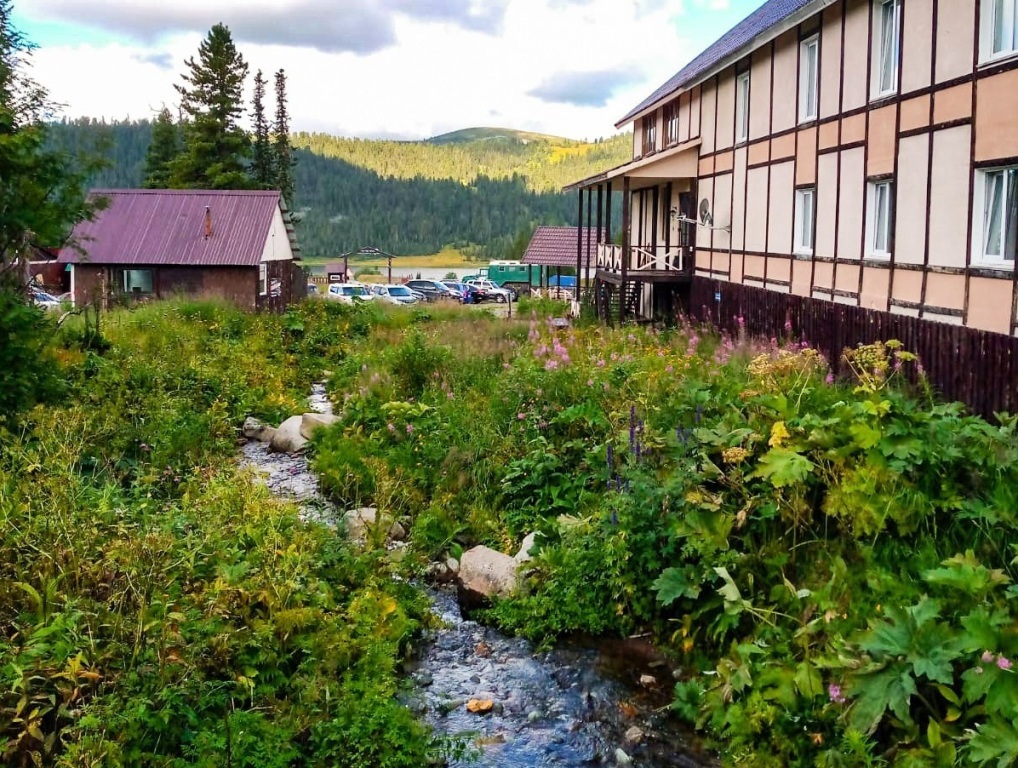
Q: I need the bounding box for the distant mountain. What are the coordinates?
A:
[46,119,627,259]
[426,127,576,145]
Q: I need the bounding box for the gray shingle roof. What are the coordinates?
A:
[617,0,819,126]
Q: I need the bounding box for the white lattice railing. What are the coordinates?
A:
[595,243,686,273]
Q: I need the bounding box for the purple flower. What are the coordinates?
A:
[828,684,846,704]
[998,656,1013,670]
[406,424,414,434]
[586,379,594,387]
[982,650,995,663]
[597,359,606,368]
[544,359,559,371]
[825,372,835,385]
[517,412,527,420]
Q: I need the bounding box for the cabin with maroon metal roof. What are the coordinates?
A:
[59,189,302,311]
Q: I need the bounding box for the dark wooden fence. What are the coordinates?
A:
[687,278,1018,419]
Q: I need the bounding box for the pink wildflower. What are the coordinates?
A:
[982,651,995,663]
[544,359,559,371]
[998,656,1013,670]
[825,372,835,385]
[828,684,846,704]
[518,413,527,420]
[387,423,396,433]
[406,424,414,435]
[597,359,606,368]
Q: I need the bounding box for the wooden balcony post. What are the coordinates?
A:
[584,186,592,298]
[620,176,630,324]
[605,180,613,246]
[576,188,583,301]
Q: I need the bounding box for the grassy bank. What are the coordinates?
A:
[302,246,483,270]
[0,300,442,767]
[310,305,1018,767]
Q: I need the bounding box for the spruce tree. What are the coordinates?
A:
[171,23,252,189]
[250,69,272,188]
[272,68,295,207]
[142,107,179,188]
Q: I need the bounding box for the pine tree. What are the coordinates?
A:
[250,69,272,188]
[171,23,252,189]
[272,68,295,207]
[142,107,179,188]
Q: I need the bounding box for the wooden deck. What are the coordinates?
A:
[595,268,694,285]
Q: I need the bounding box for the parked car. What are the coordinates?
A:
[370,284,420,305]
[325,283,376,304]
[441,280,485,304]
[466,278,513,303]
[406,279,457,302]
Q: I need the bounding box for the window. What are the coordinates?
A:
[872,0,901,98]
[664,101,680,146]
[799,35,819,122]
[259,262,268,295]
[866,180,893,258]
[123,269,153,294]
[641,113,657,156]
[975,167,1018,265]
[736,72,750,142]
[794,188,816,254]
[981,0,1018,61]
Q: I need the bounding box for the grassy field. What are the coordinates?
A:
[302,247,484,270]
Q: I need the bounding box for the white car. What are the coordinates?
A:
[466,279,513,303]
[326,283,376,304]
[370,284,420,305]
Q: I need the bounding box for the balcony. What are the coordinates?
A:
[594,243,692,283]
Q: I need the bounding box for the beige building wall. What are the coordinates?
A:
[901,0,934,93]
[837,148,864,262]
[771,31,798,135]
[767,161,794,256]
[749,48,771,141]
[732,147,748,251]
[715,72,736,151]
[841,0,870,111]
[928,126,971,270]
[894,134,929,266]
[935,2,975,84]
[819,5,843,119]
[745,167,769,252]
[815,153,838,259]
[700,80,717,155]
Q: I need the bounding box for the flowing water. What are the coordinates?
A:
[240,385,712,768]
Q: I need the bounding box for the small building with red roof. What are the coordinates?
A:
[59,189,302,311]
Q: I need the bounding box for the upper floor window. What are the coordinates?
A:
[975,167,1018,265]
[664,101,680,147]
[642,114,657,156]
[981,0,1018,61]
[866,180,893,258]
[872,0,901,99]
[799,35,819,123]
[794,187,816,255]
[736,71,750,142]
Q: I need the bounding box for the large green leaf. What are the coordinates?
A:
[652,567,701,606]
[751,448,815,488]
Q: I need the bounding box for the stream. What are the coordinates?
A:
[240,385,712,767]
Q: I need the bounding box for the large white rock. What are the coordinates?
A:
[242,416,267,439]
[458,545,519,604]
[343,507,406,544]
[269,416,309,453]
[300,412,339,440]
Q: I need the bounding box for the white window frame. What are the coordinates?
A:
[258,262,268,295]
[123,268,154,294]
[794,187,816,255]
[871,0,901,100]
[980,0,1018,63]
[735,71,750,142]
[972,166,1018,268]
[865,180,893,259]
[798,35,819,123]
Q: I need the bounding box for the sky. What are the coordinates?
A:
[14,0,763,141]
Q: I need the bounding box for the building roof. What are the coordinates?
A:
[617,0,820,127]
[522,226,597,267]
[59,189,296,267]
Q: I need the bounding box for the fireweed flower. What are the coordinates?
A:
[544,359,559,371]
[517,413,527,420]
[406,424,414,434]
[825,372,835,385]
[828,684,846,704]
[998,656,1013,670]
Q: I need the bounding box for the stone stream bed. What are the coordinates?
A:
[239,385,711,767]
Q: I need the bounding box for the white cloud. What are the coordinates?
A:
[27,0,742,139]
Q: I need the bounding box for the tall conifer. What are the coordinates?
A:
[272,68,295,207]
[250,70,272,188]
[142,107,179,188]
[171,23,251,189]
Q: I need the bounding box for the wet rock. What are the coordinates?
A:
[615,747,633,766]
[242,416,267,439]
[475,642,493,658]
[259,426,277,445]
[639,674,658,688]
[457,545,519,607]
[624,725,645,746]
[514,532,538,563]
[426,560,456,584]
[467,698,495,715]
[446,556,460,576]
[269,416,309,453]
[343,507,406,544]
[414,670,434,687]
[300,411,339,440]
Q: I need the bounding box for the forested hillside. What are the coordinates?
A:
[47,119,628,258]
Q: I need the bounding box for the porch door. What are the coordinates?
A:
[677,192,696,270]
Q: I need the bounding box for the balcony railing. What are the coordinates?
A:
[595,243,688,274]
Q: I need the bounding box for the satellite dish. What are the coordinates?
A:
[699,198,713,227]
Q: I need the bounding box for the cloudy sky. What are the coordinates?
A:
[15,0,761,141]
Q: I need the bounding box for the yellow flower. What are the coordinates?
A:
[768,421,790,448]
[722,447,750,464]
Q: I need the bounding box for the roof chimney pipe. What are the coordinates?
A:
[204,206,212,240]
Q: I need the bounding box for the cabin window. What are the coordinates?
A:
[794,187,816,255]
[123,269,153,294]
[981,0,1018,61]
[975,167,1018,265]
[872,0,901,99]
[664,101,680,146]
[642,114,657,156]
[735,71,750,142]
[798,35,819,122]
[259,263,268,295]
[866,180,893,258]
